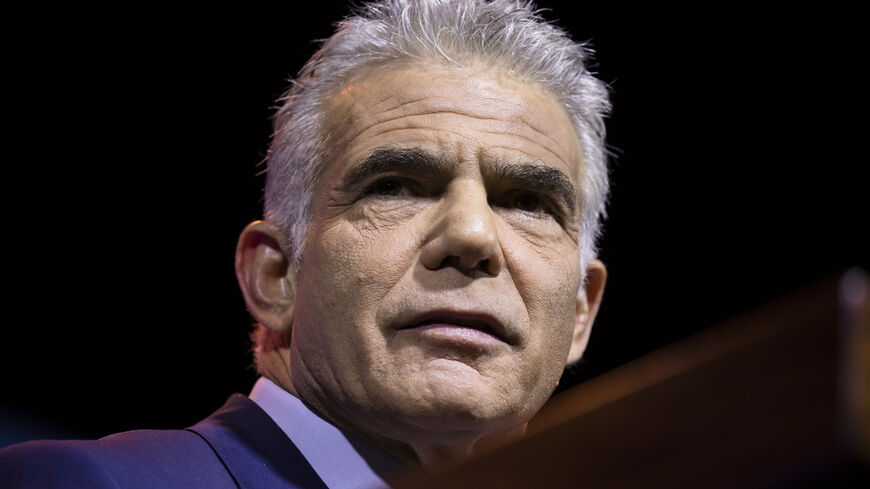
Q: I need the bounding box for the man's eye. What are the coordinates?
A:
[511,193,551,214]
[364,179,405,196]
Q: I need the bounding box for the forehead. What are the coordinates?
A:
[322,63,583,181]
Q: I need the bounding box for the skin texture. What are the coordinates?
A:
[235,63,606,467]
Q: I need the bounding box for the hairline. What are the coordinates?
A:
[263,0,611,282]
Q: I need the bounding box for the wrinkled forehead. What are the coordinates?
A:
[320,62,584,182]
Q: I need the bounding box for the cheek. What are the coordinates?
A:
[353,200,430,235]
[502,228,581,302]
[517,284,578,397]
[502,233,582,350]
[301,217,424,315]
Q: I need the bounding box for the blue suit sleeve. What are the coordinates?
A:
[0,440,121,489]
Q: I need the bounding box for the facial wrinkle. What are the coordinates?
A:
[476,128,573,170]
[341,108,522,152]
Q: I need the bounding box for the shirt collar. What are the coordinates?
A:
[249,377,405,489]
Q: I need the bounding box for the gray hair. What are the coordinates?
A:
[265,0,610,270]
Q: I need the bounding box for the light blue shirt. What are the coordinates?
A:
[249,377,405,489]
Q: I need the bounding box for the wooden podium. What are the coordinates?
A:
[397,270,869,488]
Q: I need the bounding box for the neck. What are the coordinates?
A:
[256,330,298,397]
[412,423,528,469]
[257,341,528,470]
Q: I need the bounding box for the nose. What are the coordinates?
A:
[420,180,505,276]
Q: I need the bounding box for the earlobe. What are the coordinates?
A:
[567,259,607,364]
[235,220,296,333]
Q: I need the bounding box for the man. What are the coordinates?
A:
[0,0,609,487]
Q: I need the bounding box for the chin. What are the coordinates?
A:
[377,361,543,432]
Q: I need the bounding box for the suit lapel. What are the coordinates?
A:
[187,395,329,489]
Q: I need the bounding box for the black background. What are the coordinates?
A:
[3,2,866,443]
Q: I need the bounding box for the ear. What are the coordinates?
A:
[235,220,296,333]
[567,259,607,364]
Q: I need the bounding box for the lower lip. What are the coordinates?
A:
[401,323,506,349]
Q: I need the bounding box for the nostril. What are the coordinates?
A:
[432,255,490,275]
[438,255,459,270]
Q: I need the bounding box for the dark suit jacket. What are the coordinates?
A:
[0,394,329,489]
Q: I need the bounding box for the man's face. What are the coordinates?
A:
[288,64,586,449]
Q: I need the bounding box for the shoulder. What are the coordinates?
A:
[0,394,326,489]
[0,428,236,489]
[1,438,119,489]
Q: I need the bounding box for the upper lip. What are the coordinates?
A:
[399,309,514,344]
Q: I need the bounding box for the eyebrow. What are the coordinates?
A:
[340,146,578,217]
[341,147,448,189]
[485,161,578,218]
